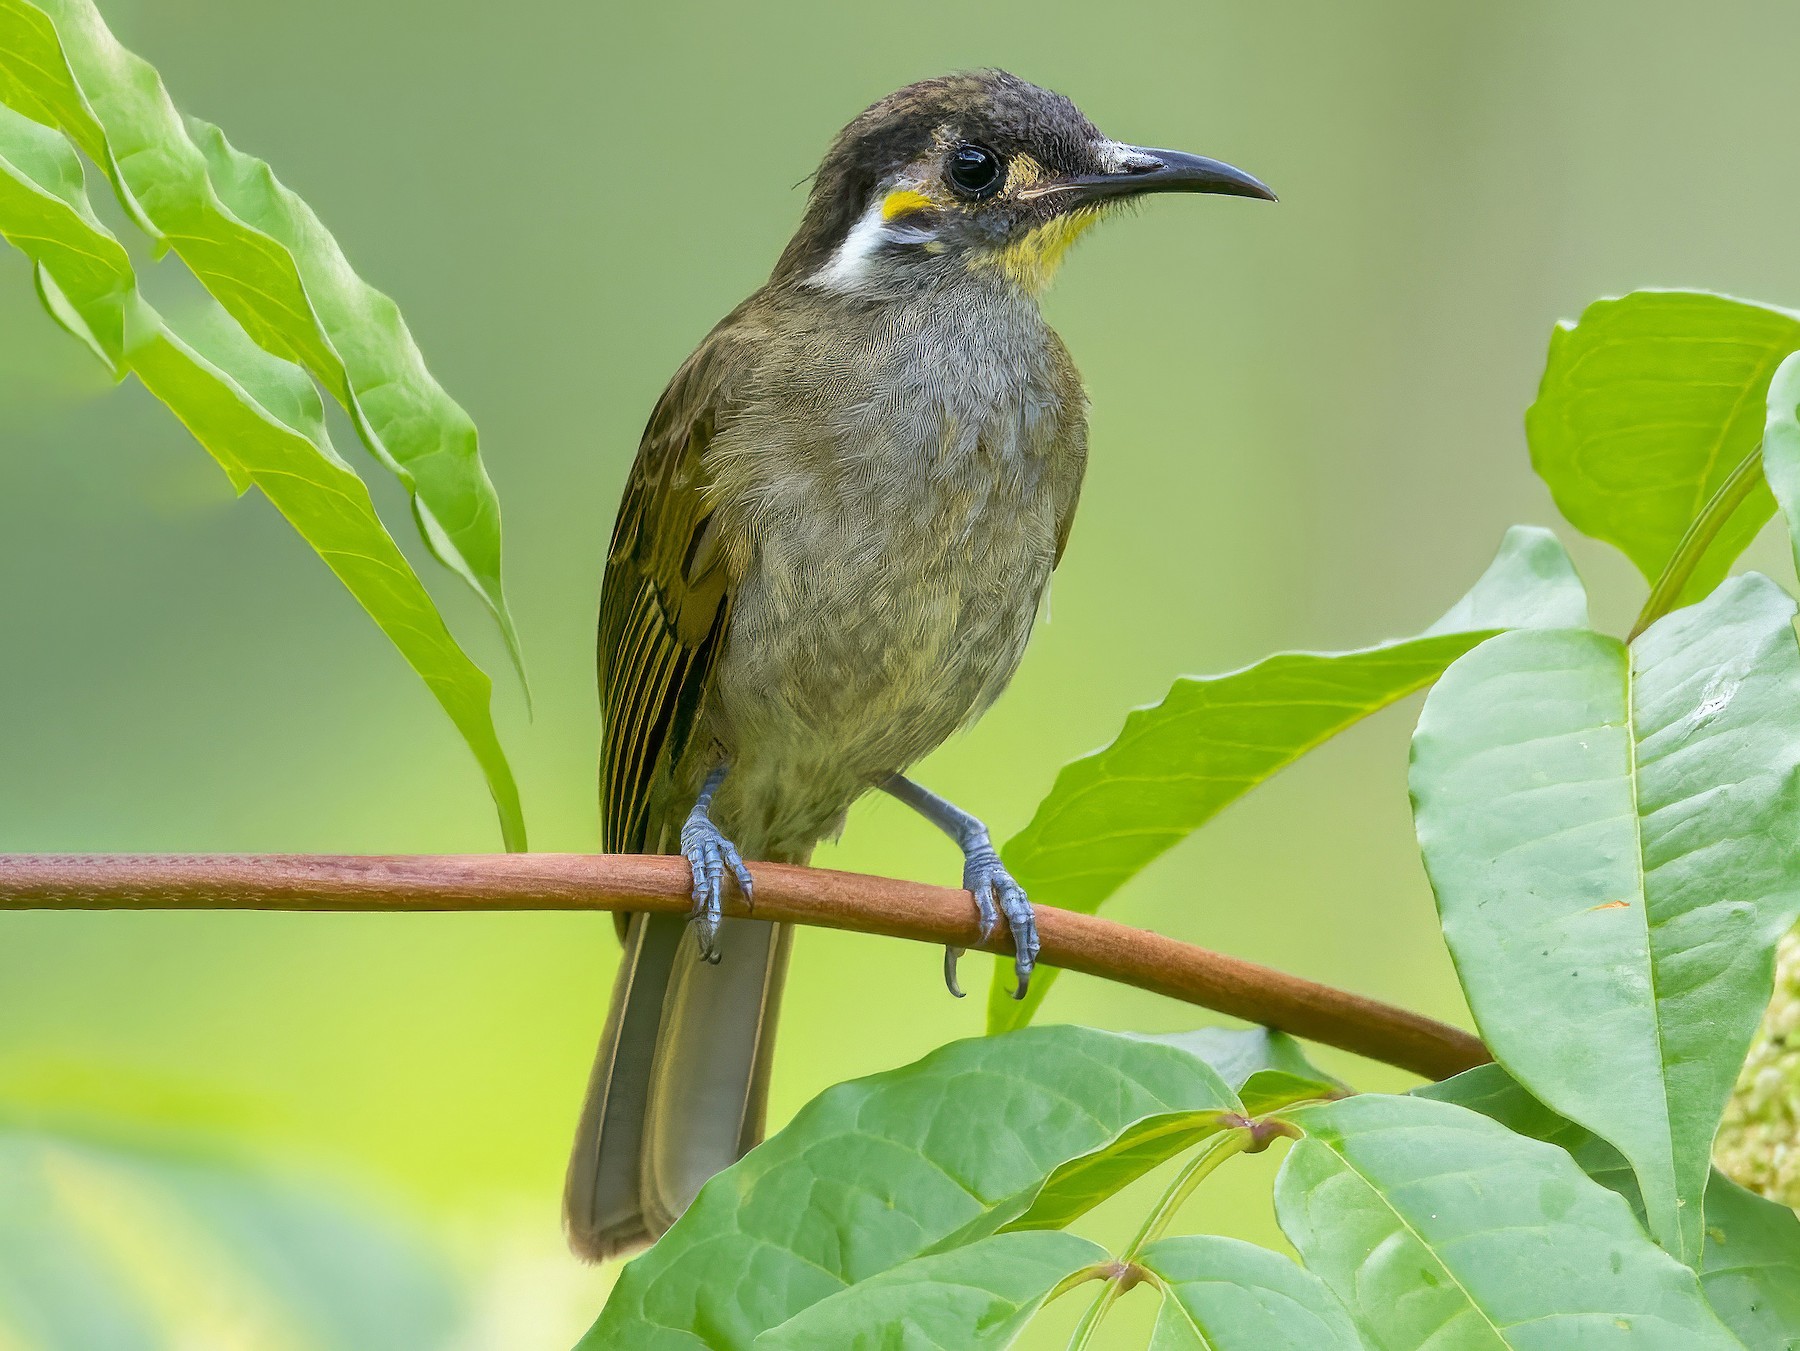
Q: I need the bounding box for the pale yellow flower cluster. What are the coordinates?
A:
[1717,928,1800,1206]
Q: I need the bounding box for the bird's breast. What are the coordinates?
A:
[702,313,1078,854]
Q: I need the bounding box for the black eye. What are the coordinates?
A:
[947,143,1004,199]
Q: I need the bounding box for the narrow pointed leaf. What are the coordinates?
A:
[751,1231,1105,1351]
[1527,290,1798,605]
[1140,1235,1366,1351]
[0,101,524,848]
[1410,575,1800,1261]
[990,525,1588,1032]
[0,0,522,674]
[0,0,148,231]
[1421,1066,1800,1350]
[184,115,521,675]
[579,1027,1241,1351]
[1276,1094,1745,1350]
[0,101,129,369]
[999,1109,1242,1235]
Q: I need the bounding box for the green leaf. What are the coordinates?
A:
[1410,575,1800,1262]
[1698,1176,1800,1350]
[1420,1066,1800,1351]
[184,115,522,676]
[1760,351,1800,609]
[0,100,525,848]
[988,525,1588,1033]
[997,1031,1341,1236]
[1276,1094,1745,1350]
[0,0,148,232]
[579,1026,1242,1351]
[1526,290,1798,605]
[1000,1108,1242,1236]
[1414,1064,1635,1181]
[751,1231,1105,1350]
[0,100,131,371]
[0,0,523,677]
[1150,1028,1348,1114]
[1139,1235,1366,1351]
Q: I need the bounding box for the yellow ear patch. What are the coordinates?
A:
[882,188,934,220]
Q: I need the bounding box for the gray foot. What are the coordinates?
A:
[963,844,1039,1000]
[679,809,753,963]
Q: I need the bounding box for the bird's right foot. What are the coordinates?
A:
[679,803,753,963]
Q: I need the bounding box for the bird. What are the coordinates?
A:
[564,69,1272,1261]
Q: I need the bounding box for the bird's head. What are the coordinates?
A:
[773,70,1273,298]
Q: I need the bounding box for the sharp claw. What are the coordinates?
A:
[992,878,1038,1001]
[943,946,965,998]
[1010,964,1031,1001]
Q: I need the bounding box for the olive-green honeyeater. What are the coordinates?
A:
[565,70,1272,1260]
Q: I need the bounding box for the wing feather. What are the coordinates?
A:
[600,317,757,855]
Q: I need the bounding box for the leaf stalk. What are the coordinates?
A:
[1629,443,1766,641]
[1066,1129,1254,1350]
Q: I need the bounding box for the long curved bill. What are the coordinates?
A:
[1052,146,1276,206]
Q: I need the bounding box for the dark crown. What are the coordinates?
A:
[772,71,1101,283]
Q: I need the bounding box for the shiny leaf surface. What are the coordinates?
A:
[1526,290,1798,604]
[1410,576,1800,1260]
[1277,1094,1744,1350]
[580,1027,1241,1351]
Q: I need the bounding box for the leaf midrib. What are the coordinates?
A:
[1624,636,1683,1257]
[1310,1131,1510,1349]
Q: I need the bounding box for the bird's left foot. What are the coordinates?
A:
[951,842,1039,1001]
[876,775,1041,1001]
[679,805,754,964]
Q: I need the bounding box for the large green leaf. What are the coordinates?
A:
[1276,1094,1745,1350]
[1409,575,1800,1262]
[1526,290,1798,605]
[988,525,1588,1032]
[1139,1235,1366,1351]
[1421,1066,1800,1350]
[0,0,522,675]
[579,1026,1242,1351]
[752,1231,1105,1350]
[998,1029,1339,1235]
[0,100,524,848]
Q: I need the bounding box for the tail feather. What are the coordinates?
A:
[564,912,791,1261]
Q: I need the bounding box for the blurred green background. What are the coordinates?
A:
[5,0,1800,1343]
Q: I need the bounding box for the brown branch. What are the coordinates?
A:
[0,853,1490,1082]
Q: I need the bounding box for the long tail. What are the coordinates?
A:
[563,912,791,1261]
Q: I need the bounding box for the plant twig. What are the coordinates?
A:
[1066,1128,1254,1350]
[0,853,1489,1081]
[1629,443,1766,641]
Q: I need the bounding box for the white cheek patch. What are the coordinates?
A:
[808,194,937,294]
